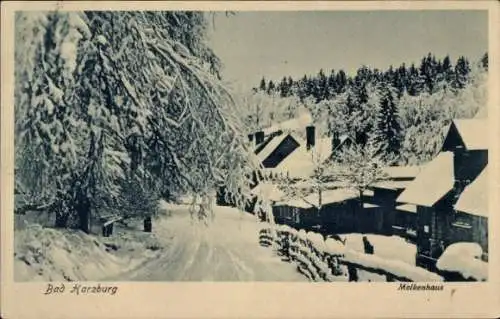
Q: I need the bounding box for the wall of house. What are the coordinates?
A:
[273,205,300,226]
[365,188,407,235]
[393,210,417,241]
[299,207,320,229]
[320,200,359,234]
[453,150,488,192]
[451,211,488,255]
[415,201,457,270]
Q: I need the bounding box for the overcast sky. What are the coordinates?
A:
[208,10,488,92]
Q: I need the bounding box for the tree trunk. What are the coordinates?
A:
[77,199,91,234]
[144,216,152,232]
[55,212,69,228]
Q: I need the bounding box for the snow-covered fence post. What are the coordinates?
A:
[258,222,275,248]
[277,225,293,261]
[288,229,299,262]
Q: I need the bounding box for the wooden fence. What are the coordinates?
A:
[258,224,444,282]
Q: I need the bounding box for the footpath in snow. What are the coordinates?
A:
[106,205,307,281]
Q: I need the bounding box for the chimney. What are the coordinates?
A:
[248,134,254,143]
[255,131,265,145]
[306,125,315,150]
[332,132,341,150]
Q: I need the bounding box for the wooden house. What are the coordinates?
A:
[363,166,421,236]
[397,152,456,269]
[397,119,488,270]
[272,188,360,234]
[453,165,488,260]
[256,132,303,168]
[393,204,418,241]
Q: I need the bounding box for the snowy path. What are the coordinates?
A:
[106,206,307,281]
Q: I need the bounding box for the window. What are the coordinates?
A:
[424,225,429,233]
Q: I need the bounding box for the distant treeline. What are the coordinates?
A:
[254,53,488,102]
[240,52,488,165]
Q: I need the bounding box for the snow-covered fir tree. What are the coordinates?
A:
[374,84,402,161]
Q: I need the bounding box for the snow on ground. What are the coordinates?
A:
[15,202,306,282]
[436,242,488,281]
[14,223,155,281]
[340,233,417,266]
[105,205,307,281]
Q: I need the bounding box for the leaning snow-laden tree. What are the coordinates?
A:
[15,11,259,232]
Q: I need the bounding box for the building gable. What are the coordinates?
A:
[262,135,300,168]
[442,122,466,152]
[442,119,488,152]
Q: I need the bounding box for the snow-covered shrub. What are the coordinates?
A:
[436,242,488,281]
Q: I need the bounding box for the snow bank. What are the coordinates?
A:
[298,229,307,240]
[341,233,417,265]
[15,224,127,281]
[436,242,488,281]
[324,238,346,256]
[343,249,443,282]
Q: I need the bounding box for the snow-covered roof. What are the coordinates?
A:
[452,119,489,150]
[272,137,333,179]
[309,188,358,206]
[455,166,488,217]
[397,152,455,207]
[250,182,285,202]
[261,112,313,136]
[278,197,312,209]
[256,133,303,164]
[382,166,422,179]
[364,189,374,197]
[371,180,412,190]
[277,188,358,209]
[396,204,417,214]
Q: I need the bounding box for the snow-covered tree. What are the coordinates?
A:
[374,84,402,160]
[236,90,303,133]
[276,148,341,211]
[334,137,393,203]
[15,11,259,231]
